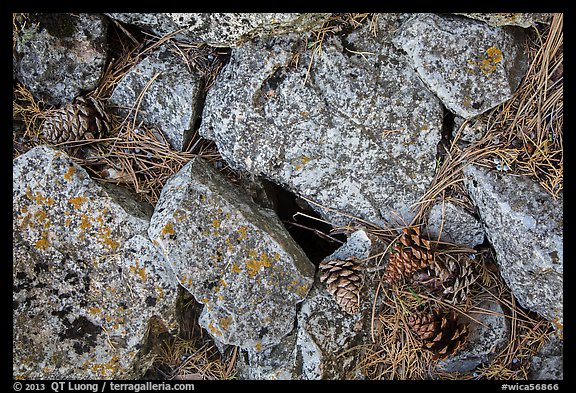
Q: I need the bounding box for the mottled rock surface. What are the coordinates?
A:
[235,230,372,379]
[148,157,315,351]
[394,13,529,119]
[529,333,563,380]
[13,13,108,106]
[426,202,485,247]
[106,13,331,47]
[13,146,178,379]
[108,44,204,151]
[200,15,443,227]
[436,300,508,373]
[454,13,553,28]
[463,164,563,326]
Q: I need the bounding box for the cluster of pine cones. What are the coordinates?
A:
[318,226,476,361]
[383,226,475,360]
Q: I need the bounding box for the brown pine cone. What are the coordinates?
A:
[407,309,469,360]
[413,255,476,304]
[319,256,364,315]
[41,96,110,144]
[383,226,434,284]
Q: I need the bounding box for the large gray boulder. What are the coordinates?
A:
[13,146,178,379]
[463,164,563,326]
[106,13,331,47]
[13,13,108,106]
[107,44,204,151]
[199,15,443,227]
[148,157,315,352]
[235,230,373,379]
[394,13,529,119]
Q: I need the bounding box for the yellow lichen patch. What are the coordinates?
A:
[89,355,121,378]
[161,222,175,237]
[273,252,281,261]
[295,284,309,298]
[180,274,194,289]
[173,209,187,222]
[208,320,222,336]
[467,46,503,76]
[35,234,49,250]
[64,166,76,181]
[255,342,263,352]
[212,219,221,229]
[129,262,147,281]
[68,196,87,210]
[88,307,102,315]
[220,316,232,331]
[80,214,92,230]
[237,225,249,241]
[65,216,72,226]
[246,251,272,277]
[231,262,242,274]
[99,227,120,251]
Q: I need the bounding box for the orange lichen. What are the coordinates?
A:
[246,251,272,277]
[161,222,175,237]
[80,214,91,230]
[220,316,232,331]
[237,226,249,241]
[129,262,147,281]
[68,196,87,210]
[35,235,49,250]
[208,320,222,336]
[64,166,76,181]
[88,307,102,314]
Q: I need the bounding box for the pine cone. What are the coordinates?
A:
[413,255,476,304]
[41,96,110,144]
[383,227,434,283]
[319,256,363,315]
[407,309,468,360]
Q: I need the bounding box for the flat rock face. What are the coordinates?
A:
[13,13,108,106]
[13,146,178,379]
[147,157,315,351]
[106,13,331,47]
[235,230,372,379]
[463,164,563,326]
[200,15,443,227]
[394,13,529,119]
[436,300,507,373]
[108,44,204,151]
[454,13,552,28]
[426,202,485,247]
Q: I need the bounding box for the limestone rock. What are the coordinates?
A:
[13,146,178,379]
[529,333,563,380]
[199,15,443,227]
[108,44,204,151]
[235,230,372,379]
[394,13,529,119]
[463,164,563,326]
[147,157,315,351]
[106,13,331,47]
[454,13,553,28]
[435,300,508,373]
[13,13,108,106]
[426,202,485,247]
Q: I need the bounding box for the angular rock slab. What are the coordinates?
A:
[463,164,563,326]
[108,44,204,151]
[200,15,443,227]
[106,13,331,47]
[454,13,552,28]
[394,13,529,119]
[436,300,507,373]
[235,230,372,379]
[148,157,315,351]
[426,201,485,247]
[13,13,108,106]
[13,146,178,379]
